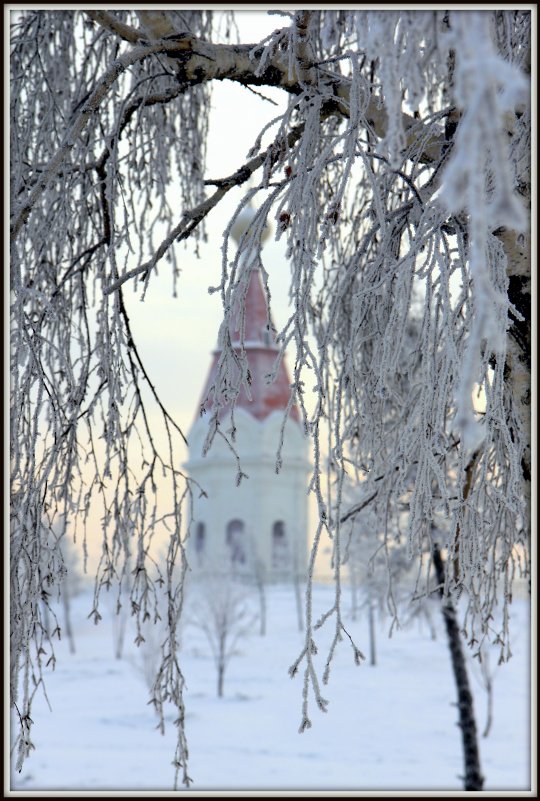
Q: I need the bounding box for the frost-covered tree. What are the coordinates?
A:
[343,505,412,663]
[10,9,531,790]
[186,571,257,698]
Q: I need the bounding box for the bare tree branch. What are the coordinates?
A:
[11,24,451,244]
[85,11,142,44]
[10,40,174,241]
[103,122,305,295]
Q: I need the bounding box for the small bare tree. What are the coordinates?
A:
[108,560,131,661]
[476,648,496,739]
[242,531,267,638]
[187,571,256,698]
[344,507,409,666]
[39,519,86,655]
[58,533,86,655]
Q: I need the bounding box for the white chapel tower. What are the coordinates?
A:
[185,207,311,577]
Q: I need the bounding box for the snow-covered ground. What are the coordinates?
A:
[10,582,531,793]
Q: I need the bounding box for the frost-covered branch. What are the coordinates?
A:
[11,40,164,241]
[104,121,305,295]
[85,11,142,44]
[12,13,453,244]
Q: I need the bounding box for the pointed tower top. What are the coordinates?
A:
[228,202,273,346]
[196,205,300,424]
[230,202,271,249]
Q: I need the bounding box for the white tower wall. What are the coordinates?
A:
[185,202,311,579]
[186,409,310,578]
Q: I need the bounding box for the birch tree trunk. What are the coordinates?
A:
[433,545,484,791]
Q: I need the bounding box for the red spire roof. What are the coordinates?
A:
[230,265,271,345]
[197,268,300,423]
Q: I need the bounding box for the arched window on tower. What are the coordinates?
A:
[272,521,288,570]
[195,522,205,566]
[226,519,246,566]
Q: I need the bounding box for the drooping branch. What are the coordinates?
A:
[92,83,187,186]
[118,293,188,446]
[11,16,451,244]
[103,121,306,295]
[10,39,175,241]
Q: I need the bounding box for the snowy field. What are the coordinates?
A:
[10,582,531,794]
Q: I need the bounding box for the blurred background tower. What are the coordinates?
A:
[185,205,311,580]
